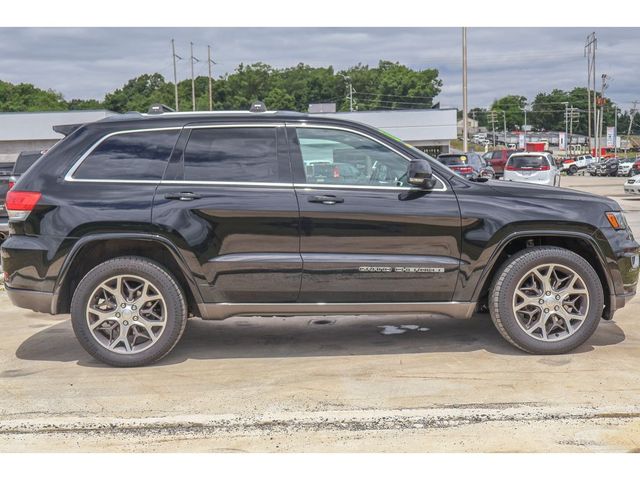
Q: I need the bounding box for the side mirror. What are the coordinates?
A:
[407,159,437,189]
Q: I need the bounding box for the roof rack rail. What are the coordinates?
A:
[147,104,175,114]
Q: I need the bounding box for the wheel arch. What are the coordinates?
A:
[474,231,614,318]
[52,234,204,317]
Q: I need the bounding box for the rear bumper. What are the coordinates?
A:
[5,286,54,314]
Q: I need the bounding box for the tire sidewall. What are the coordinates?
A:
[491,248,604,354]
[71,257,187,367]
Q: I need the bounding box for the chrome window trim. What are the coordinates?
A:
[160,180,293,188]
[64,126,183,183]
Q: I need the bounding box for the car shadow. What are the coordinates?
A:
[15,313,627,368]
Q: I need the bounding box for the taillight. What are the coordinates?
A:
[505,165,516,171]
[333,166,340,178]
[5,191,41,221]
[538,165,550,171]
[8,181,14,190]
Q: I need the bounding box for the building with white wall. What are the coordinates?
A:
[0,110,115,162]
[314,108,458,156]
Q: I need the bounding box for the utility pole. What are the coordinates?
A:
[488,111,497,147]
[171,39,182,112]
[566,106,579,154]
[462,27,469,152]
[521,104,528,147]
[562,102,569,155]
[207,45,216,111]
[502,110,507,146]
[585,32,597,150]
[596,73,609,159]
[628,101,638,138]
[614,105,618,156]
[190,42,199,112]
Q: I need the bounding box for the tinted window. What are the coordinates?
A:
[74,130,179,180]
[297,128,409,186]
[183,127,278,182]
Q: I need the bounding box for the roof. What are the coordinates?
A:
[0,110,115,142]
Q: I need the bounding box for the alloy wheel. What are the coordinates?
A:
[86,275,167,354]
[512,263,590,342]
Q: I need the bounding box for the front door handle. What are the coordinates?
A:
[308,195,344,205]
[164,192,201,201]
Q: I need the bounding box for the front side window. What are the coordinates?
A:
[74,130,179,180]
[183,127,279,182]
[296,127,409,186]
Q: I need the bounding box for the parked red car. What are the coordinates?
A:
[486,149,518,177]
[631,160,640,177]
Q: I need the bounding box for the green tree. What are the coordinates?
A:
[103,73,173,113]
[491,95,527,130]
[0,80,67,111]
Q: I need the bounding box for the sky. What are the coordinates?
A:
[1,27,639,111]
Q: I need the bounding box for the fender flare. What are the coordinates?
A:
[471,229,615,302]
[51,233,204,314]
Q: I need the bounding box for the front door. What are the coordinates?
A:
[288,125,461,303]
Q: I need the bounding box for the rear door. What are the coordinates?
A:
[288,124,461,303]
[152,123,302,304]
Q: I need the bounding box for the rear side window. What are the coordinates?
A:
[183,127,279,182]
[73,130,179,181]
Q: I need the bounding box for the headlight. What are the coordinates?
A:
[606,211,629,230]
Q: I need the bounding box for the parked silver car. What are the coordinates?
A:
[503,152,560,187]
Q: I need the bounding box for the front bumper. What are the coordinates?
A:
[624,185,640,195]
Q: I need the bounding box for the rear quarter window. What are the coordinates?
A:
[72,130,180,181]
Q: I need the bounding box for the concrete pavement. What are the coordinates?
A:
[1,175,639,452]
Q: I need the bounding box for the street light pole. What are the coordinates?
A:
[462,27,468,152]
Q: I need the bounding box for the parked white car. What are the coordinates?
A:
[624,175,640,195]
[618,159,636,176]
[503,152,560,186]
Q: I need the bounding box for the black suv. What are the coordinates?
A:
[2,111,639,366]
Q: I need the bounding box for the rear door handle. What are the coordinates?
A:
[164,192,201,201]
[308,195,344,205]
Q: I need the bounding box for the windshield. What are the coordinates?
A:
[508,155,549,169]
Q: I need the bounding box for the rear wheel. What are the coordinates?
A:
[71,256,187,367]
[489,247,604,354]
[569,165,578,175]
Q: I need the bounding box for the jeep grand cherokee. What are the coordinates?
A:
[2,110,639,366]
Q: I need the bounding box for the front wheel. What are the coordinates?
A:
[71,256,188,367]
[489,247,604,354]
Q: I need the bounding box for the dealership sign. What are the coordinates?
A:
[606,126,616,148]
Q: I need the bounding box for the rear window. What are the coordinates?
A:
[73,130,179,181]
[183,127,279,182]
[438,155,468,166]
[508,155,549,169]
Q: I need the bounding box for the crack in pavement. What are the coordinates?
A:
[2,405,640,437]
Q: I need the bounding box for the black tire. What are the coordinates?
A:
[71,256,187,367]
[569,165,578,175]
[489,247,604,354]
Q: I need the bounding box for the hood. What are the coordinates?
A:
[485,179,621,211]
